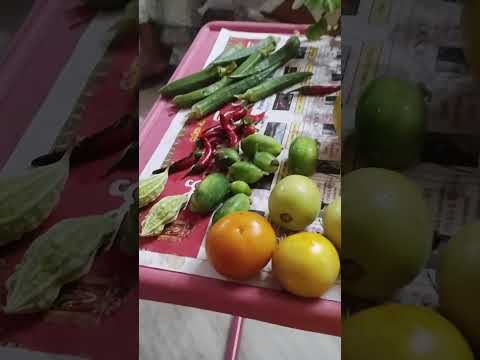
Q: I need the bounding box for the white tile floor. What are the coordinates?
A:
[140,300,341,360]
[139,86,340,360]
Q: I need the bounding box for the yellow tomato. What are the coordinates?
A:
[206,211,276,281]
[323,196,341,250]
[272,232,340,298]
[333,92,341,136]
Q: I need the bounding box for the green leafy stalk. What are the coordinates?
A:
[293,0,341,40]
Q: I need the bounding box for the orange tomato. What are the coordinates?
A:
[206,211,276,280]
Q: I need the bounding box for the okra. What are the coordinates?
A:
[159,62,237,98]
[211,44,244,63]
[212,36,277,65]
[239,72,313,103]
[173,45,275,108]
[189,65,280,120]
[173,77,233,108]
[229,36,301,79]
[232,40,277,74]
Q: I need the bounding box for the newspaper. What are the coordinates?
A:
[140,29,341,302]
[343,0,480,308]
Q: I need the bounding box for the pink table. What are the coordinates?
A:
[139,21,341,337]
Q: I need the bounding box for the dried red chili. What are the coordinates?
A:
[185,136,214,176]
[241,125,257,137]
[242,111,266,125]
[290,85,340,96]
[220,113,240,147]
[222,106,247,123]
[200,124,223,138]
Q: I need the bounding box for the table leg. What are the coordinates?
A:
[224,316,244,360]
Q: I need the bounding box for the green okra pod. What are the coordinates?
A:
[229,36,301,79]
[238,72,313,103]
[159,62,237,98]
[172,45,276,108]
[188,66,280,120]
[212,36,277,65]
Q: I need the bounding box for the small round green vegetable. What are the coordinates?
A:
[228,161,268,184]
[253,152,279,174]
[212,194,251,224]
[240,134,282,159]
[190,173,230,214]
[288,136,318,176]
[215,148,241,170]
[230,181,252,196]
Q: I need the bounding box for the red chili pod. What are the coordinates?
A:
[220,113,240,147]
[201,124,223,138]
[184,136,215,177]
[243,111,266,125]
[222,106,248,123]
[290,85,340,96]
[241,125,257,137]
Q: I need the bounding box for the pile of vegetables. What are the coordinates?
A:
[152,103,265,177]
[138,26,343,300]
[137,20,345,299]
[139,115,342,300]
[159,36,313,119]
[140,131,284,237]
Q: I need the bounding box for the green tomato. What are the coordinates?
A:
[438,222,480,353]
[356,76,426,170]
[342,168,433,300]
[268,175,321,231]
[343,304,475,360]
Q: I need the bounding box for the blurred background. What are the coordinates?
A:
[0,0,34,63]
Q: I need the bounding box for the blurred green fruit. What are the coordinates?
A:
[343,304,475,360]
[356,76,426,170]
[342,168,433,300]
[438,222,480,352]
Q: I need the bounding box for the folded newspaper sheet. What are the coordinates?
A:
[140,28,341,302]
